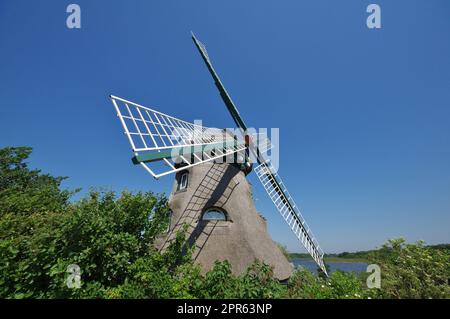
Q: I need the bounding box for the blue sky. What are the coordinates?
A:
[1,1,449,253]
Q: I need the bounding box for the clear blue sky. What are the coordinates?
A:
[1,1,449,253]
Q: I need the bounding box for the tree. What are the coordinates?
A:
[0,146,171,298]
[0,147,73,217]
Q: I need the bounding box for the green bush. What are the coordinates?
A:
[286,268,368,299]
[0,147,171,298]
[368,239,450,299]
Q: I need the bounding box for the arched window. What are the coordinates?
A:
[202,208,227,221]
[177,172,188,191]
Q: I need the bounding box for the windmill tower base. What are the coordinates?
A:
[157,162,293,281]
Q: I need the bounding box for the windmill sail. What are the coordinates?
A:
[255,162,326,274]
[191,32,248,132]
[192,33,328,275]
[110,95,269,179]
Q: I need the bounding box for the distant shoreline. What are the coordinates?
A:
[291,257,368,263]
[288,243,449,264]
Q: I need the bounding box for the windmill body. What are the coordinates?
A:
[156,162,293,280]
[109,33,327,277]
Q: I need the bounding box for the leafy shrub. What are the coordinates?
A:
[368,238,450,299]
[0,147,171,298]
[234,261,286,299]
[286,268,368,299]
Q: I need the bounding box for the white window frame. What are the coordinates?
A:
[178,172,188,191]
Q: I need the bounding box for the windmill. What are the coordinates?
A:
[109,33,327,278]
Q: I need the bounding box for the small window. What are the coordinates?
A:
[166,210,173,233]
[177,172,188,191]
[202,208,227,221]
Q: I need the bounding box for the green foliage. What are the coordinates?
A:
[0,146,172,298]
[0,185,171,298]
[200,261,237,299]
[368,238,450,299]
[286,268,368,299]
[0,147,74,217]
[234,261,285,299]
[0,147,449,299]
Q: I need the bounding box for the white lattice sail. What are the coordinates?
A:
[110,95,271,179]
[255,161,327,275]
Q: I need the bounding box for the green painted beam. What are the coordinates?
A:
[191,33,249,133]
[132,141,245,165]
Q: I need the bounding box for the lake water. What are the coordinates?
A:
[292,259,368,274]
